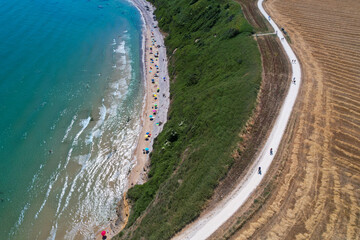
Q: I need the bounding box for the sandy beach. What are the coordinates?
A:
[98,0,170,238]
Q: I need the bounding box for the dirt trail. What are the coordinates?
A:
[172,0,295,238]
[220,0,360,239]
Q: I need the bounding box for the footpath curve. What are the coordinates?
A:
[173,0,301,239]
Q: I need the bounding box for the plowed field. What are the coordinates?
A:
[216,0,360,239]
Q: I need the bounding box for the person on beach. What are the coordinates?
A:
[101,231,107,239]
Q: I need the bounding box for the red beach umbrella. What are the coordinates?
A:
[101,231,106,236]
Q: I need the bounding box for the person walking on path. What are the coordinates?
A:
[270,148,273,155]
[293,77,296,85]
[258,167,262,175]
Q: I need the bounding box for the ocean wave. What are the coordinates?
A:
[47,222,58,240]
[64,147,73,170]
[9,202,30,238]
[76,154,91,168]
[34,171,60,219]
[114,41,126,54]
[58,118,141,238]
[62,115,77,142]
[73,117,91,146]
[55,175,68,216]
[85,104,107,145]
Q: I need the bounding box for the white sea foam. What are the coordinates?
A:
[73,117,91,146]
[97,104,107,127]
[55,176,68,216]
[61,171,81,212]
[76,154,91,168]
[119,55,127,70]
[58,116,141,237]
[114,41,126,54]
[62,115,77,142]
[85,104,107,145]
[9,202,30,237]
[63,147,73,169]
[47,222,58,240]
[35,172,59,219]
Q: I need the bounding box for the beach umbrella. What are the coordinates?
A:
[101,231,106,236]
[145,148,149,151]
[149,115,153,118]
[154,94,157,97]
[153,110,156,113]
[146,132,150,135]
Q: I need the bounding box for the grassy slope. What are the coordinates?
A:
[117,0,261,239]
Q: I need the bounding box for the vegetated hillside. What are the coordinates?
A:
[116,0,261,239]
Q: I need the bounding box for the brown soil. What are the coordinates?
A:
[214,0,360,239]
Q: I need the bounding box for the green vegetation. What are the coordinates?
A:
[116,0,261,239]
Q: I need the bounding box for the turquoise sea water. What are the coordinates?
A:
[0,0,143,238]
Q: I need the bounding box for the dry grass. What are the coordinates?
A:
[218,0,360,239]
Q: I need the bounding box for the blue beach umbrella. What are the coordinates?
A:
[145,148,149,151]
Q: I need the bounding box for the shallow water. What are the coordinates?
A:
[0,0,143,238]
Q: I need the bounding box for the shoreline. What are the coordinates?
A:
[99,0,170,238]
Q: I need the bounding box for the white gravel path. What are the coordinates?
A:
[173,0,301,239]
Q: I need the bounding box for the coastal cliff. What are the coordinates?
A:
[116,0,262,239]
